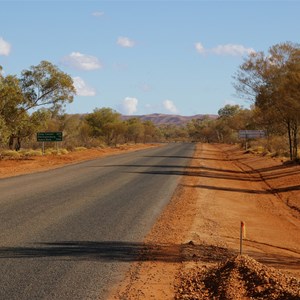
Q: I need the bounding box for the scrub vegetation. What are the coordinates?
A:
[1,42,300,160]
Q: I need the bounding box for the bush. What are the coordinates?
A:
[74,147,87,152]
[1,150,21,159]
[45,148,68,155]
[59,148,69,155]
[248,136,289,158]
[24,150,43,157]
[264,136,288,157]
[45,149,58,155]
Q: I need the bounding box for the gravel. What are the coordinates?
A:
[175,254,300,300]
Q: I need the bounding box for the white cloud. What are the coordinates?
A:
[195,42,255,56]
[73,76,96,96]
[61,52,102,70]
[163,100,178,114]
[195,42,206,54]
[92,11,104,17]
[117,36,135,48]
[120,97,138,115]
[0,37,11,56]
[212,44,255,56]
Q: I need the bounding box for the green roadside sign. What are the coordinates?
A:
[37,132,63,142]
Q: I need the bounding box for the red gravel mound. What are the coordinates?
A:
[175,255,300,300]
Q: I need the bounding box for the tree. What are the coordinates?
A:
[124,118,144,143]
[0,61,75,150]
[143,121,157,143]
[218,104,241,119]
[85,108,122,145]
[11,109,51,150]
[215,105,256,143]
[111,122,127,146]
[234,42,300,160]
[48,114,88,149]
[20,60,75,112]
[187,116,218,143]
[0,115,9,146]
[0,73,26,149]
[160,125,188,142]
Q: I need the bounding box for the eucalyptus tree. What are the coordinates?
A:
[142,120,158,143]
[187,116,218,143]
[124,118,144,144]
[0,71,25,148]
[234,42,300,160]
[0,61,75,150]
[20,61,75,111]
[85,107,123,146]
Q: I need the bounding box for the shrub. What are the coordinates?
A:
[24,150,43,157]
[1,150,21,159]
[247,136,290,158]
[45,149,59,155]
[74,147,87,152]
[59,148,69,155]
[44,148,68,155]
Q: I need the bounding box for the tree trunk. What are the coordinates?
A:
[292,121,298,160]
[15,137,21,151]
[8,135,15,150]
[8,134,21,151]
[287,120,293,160]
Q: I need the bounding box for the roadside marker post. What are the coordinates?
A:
[240,221,246,255]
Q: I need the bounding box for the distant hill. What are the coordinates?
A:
[121,113,218,125]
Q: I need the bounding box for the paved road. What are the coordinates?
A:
[0,143,195,300]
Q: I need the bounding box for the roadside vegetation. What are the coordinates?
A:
[1,42,300,160]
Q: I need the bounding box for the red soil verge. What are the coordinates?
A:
[2,143,300,299]
[110,143,300,299]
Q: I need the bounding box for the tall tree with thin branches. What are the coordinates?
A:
[234,42,300,160]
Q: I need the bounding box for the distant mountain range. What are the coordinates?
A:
[121,113,218,125]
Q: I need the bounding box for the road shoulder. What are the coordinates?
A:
[109,143,300,299]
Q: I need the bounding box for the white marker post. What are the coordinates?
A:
[240,221,246,255]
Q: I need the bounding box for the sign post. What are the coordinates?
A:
[37,132,63,154]
[238,130,266,150]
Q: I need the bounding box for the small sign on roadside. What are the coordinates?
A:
[37,132,63,142]
[239,130,265,150]
[238,130,265,139]
[37,132,63,154]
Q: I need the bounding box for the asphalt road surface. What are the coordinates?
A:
[0,143,195,300]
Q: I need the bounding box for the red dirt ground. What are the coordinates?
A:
[1,143,300,299]
[110,143,300,300]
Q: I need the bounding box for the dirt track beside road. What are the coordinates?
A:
[110,143,300,299]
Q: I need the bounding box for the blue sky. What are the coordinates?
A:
[0,1,299,116]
